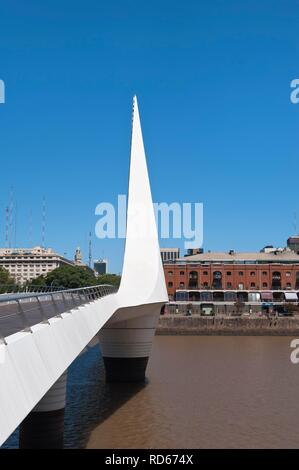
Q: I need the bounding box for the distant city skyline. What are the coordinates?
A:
[0,1,298,273]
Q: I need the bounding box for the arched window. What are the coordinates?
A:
[212,271,222,289]
[262,282,268,288]
[180,271,185,275]
[203,271,208,275]
[251,282,256,288]
[188,271,198,288]
[296,272,299,289]
[168,271,173,276]
[250,271,256,276]
[272,271,281,290]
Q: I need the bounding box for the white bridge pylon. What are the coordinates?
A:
[0,96,168,446]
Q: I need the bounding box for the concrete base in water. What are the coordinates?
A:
[19,371,67,449]
[19,409,65,449]
[103,356,149,383]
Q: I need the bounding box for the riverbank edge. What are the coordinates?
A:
[157,315,299,336]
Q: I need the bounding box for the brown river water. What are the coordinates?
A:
[2,335,299,449]
[86,336,299,449]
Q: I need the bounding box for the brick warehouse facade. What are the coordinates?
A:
[163,249,299,300]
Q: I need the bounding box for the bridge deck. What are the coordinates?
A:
[0,286,117,341]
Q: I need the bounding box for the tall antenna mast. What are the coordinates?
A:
[89,231,92,268]
[5,206,9,248]
[8,187,13,248]
[14,202,18,247]
[42,196,46,248]
[293,211,298,234]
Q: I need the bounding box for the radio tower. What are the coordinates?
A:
[42,196,46,248]
[8,187,13,248]
[293,212,298,235]
[5,206,9,248]
[89,231,92,268]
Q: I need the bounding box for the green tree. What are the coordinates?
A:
[26,265,98,290]
[96,273,121,287]
[0,267,17,293]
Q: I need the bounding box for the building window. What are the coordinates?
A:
[250,282,256,288]
[238,271,244,276]
[286,272,291,277]
[272,271,281,290]
[180,271,185,275]
[296,272,299,290]
[226,271,232,276]
[168,271,173,276]
[189,271,198,288]
[286,282,291,289]
[227,282,232,288]
[179,282,185,288]
[262,282,268,288]
[212,271,222,289]
[203,282,208,288]
[262,271,267,276]
[250,272,256,276]
[168,282,173,288]
[203,271,208,275]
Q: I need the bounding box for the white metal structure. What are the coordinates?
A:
[0,96,167,447]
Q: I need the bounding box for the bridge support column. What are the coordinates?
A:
[19,370,67,449]
[99,307,161,383]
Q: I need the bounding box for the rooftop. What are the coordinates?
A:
[173,249,299,263]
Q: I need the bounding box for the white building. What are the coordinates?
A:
[0,246,74,285]
[160,248,180,263]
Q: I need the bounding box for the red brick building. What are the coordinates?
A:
[163,249,299,302]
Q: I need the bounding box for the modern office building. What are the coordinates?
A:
[94,259,108,275]
[160,248,180,263]
[0,246,74,285]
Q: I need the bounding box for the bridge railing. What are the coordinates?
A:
[0,284,118,344]
[0,284,65,295]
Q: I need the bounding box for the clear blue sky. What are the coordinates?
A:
[0,1,298,273]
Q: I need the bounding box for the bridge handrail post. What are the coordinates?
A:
[91,287,96,301]
[83,288,91,302]
[77,290,84,305]
[70,292,79,309]
[61,292,69,311]
[0,330,7,345]
[50,293,62,318]
[96,286,102,298]
[16,299,33,333]
[36,296,50,325]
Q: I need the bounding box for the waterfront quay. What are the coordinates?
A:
[158,301,299,336]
